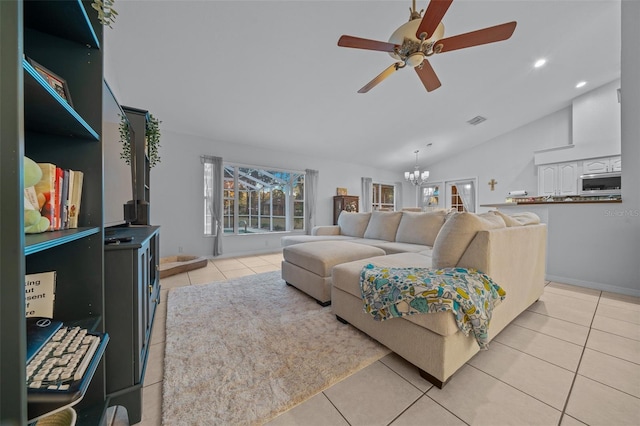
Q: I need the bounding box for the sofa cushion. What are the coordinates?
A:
[283,241,385,277]
[363,211,403,241]
[432,212,506,268]
[492,210,541,227]
[395,210,447,246]
[361,241,433,255]
[331,254,460,337]
[281,235,356,247]
[337,212,371,237]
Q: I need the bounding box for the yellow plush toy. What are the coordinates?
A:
[24,156,51,233]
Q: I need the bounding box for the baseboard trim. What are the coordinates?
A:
[546,274,640,297]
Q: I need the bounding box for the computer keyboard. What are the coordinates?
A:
[25,317,108,406]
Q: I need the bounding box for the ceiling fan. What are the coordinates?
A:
[337,0,517,93]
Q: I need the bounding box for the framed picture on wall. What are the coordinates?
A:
[336,187,348,196]
[27,57,73,107]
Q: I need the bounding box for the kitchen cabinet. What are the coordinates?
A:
[583,156,621,174]
[538,162,579,196]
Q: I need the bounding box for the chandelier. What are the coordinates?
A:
[404,150,429,186]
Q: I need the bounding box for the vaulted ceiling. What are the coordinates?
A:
[104,0,621,173]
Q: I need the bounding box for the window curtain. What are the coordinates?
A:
[455,180,476,213]
[361,177,373,212]
[394,182,403,211]
[202,155,223,256]
[304,169,318,235]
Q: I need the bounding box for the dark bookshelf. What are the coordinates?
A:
[1,1,108,424]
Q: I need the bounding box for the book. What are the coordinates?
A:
[35,163,57,231]
[68,170,84,229]
[59,168,69,230]
[66,169,75,230]
[25,271,56,318]
[55,167,64,230]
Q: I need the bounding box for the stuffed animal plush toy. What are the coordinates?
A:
[23,156,51,233]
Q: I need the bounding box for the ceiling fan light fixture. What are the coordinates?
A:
[406,52,425,68]
[388,20,445,60]
[337,0,517,94]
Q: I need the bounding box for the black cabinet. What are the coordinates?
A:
[333,195,359,225]
[104,226,160,424]
[122,106,152,225]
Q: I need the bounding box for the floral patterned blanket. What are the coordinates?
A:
[359,265,506,349]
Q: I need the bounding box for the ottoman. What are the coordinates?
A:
[281,241,385,306]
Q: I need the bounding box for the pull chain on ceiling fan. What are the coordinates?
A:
[337,0,517,93]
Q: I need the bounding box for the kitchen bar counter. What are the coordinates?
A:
[483,199,622,207]
[482,195,621,207]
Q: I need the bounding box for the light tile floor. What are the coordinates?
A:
[123,251,639,426]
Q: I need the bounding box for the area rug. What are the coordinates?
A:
[162,271,390,425]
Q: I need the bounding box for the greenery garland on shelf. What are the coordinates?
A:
[119,113,162,168]
[146,114,162,168]
[91,0,117,28]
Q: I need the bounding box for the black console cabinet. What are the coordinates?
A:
[104,226,160,423]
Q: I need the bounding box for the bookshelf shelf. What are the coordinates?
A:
[25,227,100,255]
[24,60,99,140]
[23,0,100,48]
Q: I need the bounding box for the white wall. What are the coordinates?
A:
[150,130,398,258]
[402,105,573,208]
[394,7,640,296]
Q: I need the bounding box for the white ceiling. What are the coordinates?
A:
[104,0,621,173]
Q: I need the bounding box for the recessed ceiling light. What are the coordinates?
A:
[576,81,587,88]
[534,58,546,68]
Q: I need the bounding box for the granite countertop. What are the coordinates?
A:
[481,196,622,207]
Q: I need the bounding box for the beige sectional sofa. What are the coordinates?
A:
[282,210,447,254]
[281,209,547,387]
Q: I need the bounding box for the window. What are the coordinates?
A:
[206,164,305,235]
[446,179,476,212]
[420,183,441,210]
[372,183,395,211]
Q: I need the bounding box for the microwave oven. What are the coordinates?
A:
[579,172,621,195]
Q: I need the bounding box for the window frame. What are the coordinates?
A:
[206,162,306,235]
[372,182,396,211]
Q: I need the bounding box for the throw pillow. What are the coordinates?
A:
[432,212,506,268]
[363,211,403,241]
[395,210,447,246]
[337,212,371,237]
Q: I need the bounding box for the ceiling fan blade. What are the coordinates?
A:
[435,21,517,53]
[416,0,453,40]
[357,63,400,93]
[338,35,398,53]
[415,59,442,92]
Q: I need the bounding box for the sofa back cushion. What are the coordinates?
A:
[363,211,403,241]
[395,210,447,246]
[432,212,506,268]
[337,212,371,237]
[492,210,541,227]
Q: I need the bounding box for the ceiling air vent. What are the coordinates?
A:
[467,116,487,125]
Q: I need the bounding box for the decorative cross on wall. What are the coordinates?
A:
[488,179,498,191]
